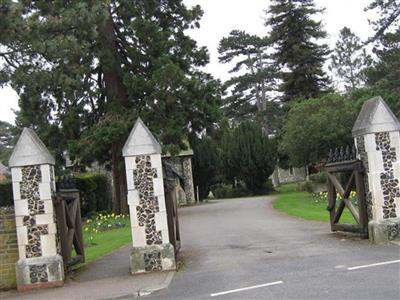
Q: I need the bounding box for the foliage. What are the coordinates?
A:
[212,184,250,199]
[265,0,331,102]
[218,30,280,131]
[76,173,112,217]
[330,27,371,91]
[279,94,357,167]
[191,137,220,200]
[221,121,277,193]
[308,172,327,184]
[366,0,400,41]
[0,121,16,165]
[0,0,222,213]
[0,181,12,207]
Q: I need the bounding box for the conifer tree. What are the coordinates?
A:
[330,27,370,91]
[265,0,331,102]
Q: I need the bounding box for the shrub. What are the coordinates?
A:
[309,172,327,184]
[221,121,277,193]
[212,184,250,199]
[0,181,13,207]
[76,173,112,217]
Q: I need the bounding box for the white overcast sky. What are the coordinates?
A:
[0,0,375,125]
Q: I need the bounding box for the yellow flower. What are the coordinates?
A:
[84,227,89,232]
[86,219,91,224]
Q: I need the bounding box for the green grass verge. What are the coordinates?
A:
[273,184,356,224]
[82,225,132,264]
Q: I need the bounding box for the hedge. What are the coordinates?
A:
[76,173,112,217]
[0,173,112,217]
[0,181,13,207]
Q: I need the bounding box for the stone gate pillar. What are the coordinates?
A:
[9,128,63,291]
[352,96,400,244]
[122,118,176,274]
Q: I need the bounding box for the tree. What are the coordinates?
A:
[218,30,279,131]
[0,121,15,165]
[191,137,220,200]
[330,27,370,91]
[366,0,400,42]
[0,1,221,213]
[279,94,358,167]
[265,0,331,102]
[221,121,276,193]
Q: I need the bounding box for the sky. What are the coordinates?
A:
[0,0,375,125]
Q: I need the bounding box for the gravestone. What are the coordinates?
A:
[123,118,176,274]
[352,96,400,244]
[9,128,64,291]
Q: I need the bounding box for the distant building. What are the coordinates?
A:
[271,166,307,186]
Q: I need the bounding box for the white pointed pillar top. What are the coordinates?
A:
[352,96,400,137]
[9,127,55,167]
[122,117,162,157]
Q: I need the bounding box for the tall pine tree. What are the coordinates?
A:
[265,0,331,102]
[329,27,370,91]
[0,0,221,213]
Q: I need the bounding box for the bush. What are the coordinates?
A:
[0,181,13,207]
[76,173,112,217]
[221,121,277,193]
[212,184,250,199]
[309,172,327,184]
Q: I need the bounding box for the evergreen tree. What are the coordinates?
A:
[221,121,276,193]
[265,0,331,102]
[0,0,221,213]
[366,0,400,41]
[218,30,278,127]
[0,121,15,165]
[330,27,370,91]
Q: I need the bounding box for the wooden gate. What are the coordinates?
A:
[165,188,181,254]
[54,176,85,270]
[324,146,368,237]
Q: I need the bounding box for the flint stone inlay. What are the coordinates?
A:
[375,132,399,219]
[134,155,162,246]
[29,264,48,283]
[144,251,162,271]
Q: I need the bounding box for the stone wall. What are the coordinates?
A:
[0,207,18,290]
[163,156,195,205]
[274,167,307,185]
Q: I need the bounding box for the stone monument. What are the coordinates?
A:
[352,96,400,244]
[122,118,176,274]
[9,128,64,291]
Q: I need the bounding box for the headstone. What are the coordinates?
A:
[9,128,64,291]
[122,118,176,274]
[352,96,400,243]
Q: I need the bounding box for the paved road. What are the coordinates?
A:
[148,196,400,300]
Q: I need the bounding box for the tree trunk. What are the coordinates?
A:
[99,7,130,213]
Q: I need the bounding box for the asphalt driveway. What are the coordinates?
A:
[148,196,400,300]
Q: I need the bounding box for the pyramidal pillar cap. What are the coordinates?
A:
[9,128,55,167]
[122,117,162,157]
[352,96,400,137]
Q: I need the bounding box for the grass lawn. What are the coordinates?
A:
[273,184,356,224]
[82,225,132,264]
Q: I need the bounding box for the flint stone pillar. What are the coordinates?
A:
[123,118,176,274]
[352,96,400,244]
[9,128,63,291]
